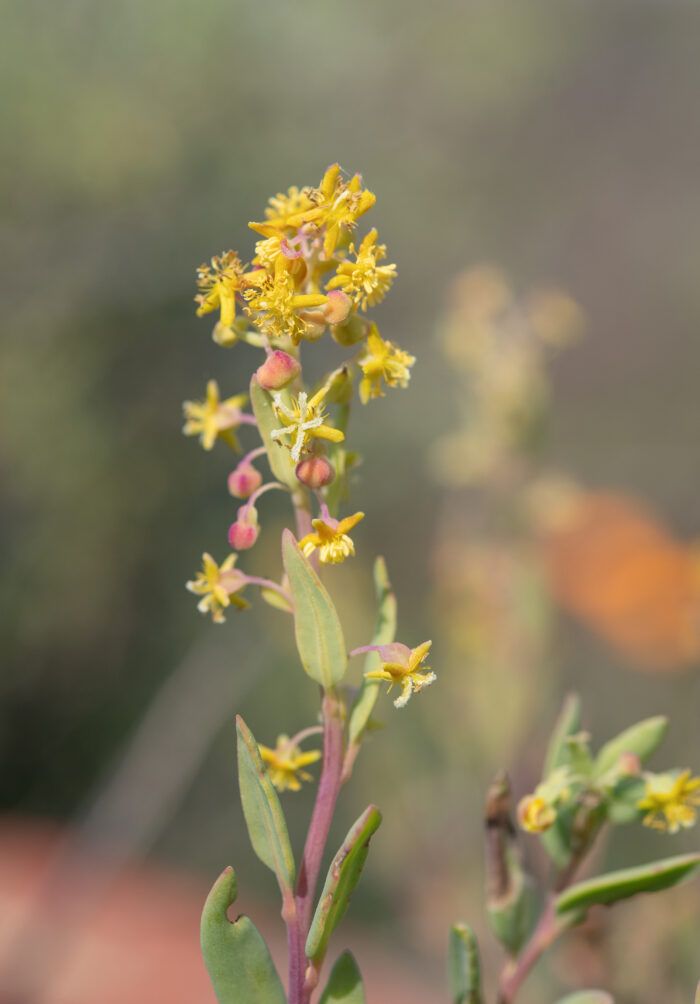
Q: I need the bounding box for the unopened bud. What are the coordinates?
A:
[256,350,301,390]
[619,752,642,776]
[330,313,370,347]
[228,505,260,550]
[323,290,352,326]
[296,455,335,489]
[228,462,263,499]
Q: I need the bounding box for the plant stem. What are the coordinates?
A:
[497,899,561,1004]
[289,689,344,1004]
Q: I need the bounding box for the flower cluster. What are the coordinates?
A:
[181,166,429,739]
[517,720,700,839]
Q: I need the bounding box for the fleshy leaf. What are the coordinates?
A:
[250,377,297,488]
[448,923,483,1004]
[544,693,581,777]
[201,866,286,1004]
[318,951,367,1004]
[556,853,700,919]
[541,814,575,871]
[236,716,295,893]
[555,993,614,1004]
[348,557,397,745]
[593,716,668,779]
[282,529,347,688]
[605,775,647,825]
[306,806,382,963]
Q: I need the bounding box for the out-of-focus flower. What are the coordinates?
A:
[517,768,572,834]
[637,770,700,834]
[517,795,556,834]
[182,381,249,451]
[360,640,435,709]
[270,385,344,463]
[228,461,262,499]
[258,734,321,792]
[357,326,415,403]
[186,553,248,623]
[263,186,315,229]
[228,505,260,551]
[195,251,245,328]
[327,229,396,310]
[299,508,364,564]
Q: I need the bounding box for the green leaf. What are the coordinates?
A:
[544,693,581,777]
[201,866,286,1004]
[556,853,700,919]
[448,924,483,1004]
[541,813,575,871]
[593,717,668,779]
[486,860,538,957]
[555,993,614,1004]
[348,557,397,746]
[282,529,347,688]
[605,775,646,825]
[306,806,382,963]
[249,377,297,489]
[318,951,366,1004]
[236,716,295,893]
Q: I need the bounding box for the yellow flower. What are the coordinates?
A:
[182,380,249,451]
[259,734,322,792]
[327,229,396,310]
[243,256,328,344]
[286,164,376,258]
[195,251,244,328]
[362,640,435,709]
[637,770,700,834]
[357,325,415,403]
[517,795,556,834]
[186,552,249,623]
[264,186,315,230]
[270,384,344,462]
[299,508,365,565]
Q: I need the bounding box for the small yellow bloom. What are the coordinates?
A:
[362,640,435,709]
[299,509,365,565]
[183,380,248,451]
[287,165,376,258]
[264,186,315,230]
[259,734,322,792]
[186,552,249,623]
[327,229,396,310]
[517,795,556,834]
[270,384,344,463]
[195,251,244,328]
[244,256,328,344]
[637,770,700,834]
[357,325,415,404]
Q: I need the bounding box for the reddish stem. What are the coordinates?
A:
[287,690,344,1004]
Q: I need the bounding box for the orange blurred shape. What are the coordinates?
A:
[538,491,700,672]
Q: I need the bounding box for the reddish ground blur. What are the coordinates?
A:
[0,816,435,1004]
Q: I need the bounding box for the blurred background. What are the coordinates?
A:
[2,1,700,1001]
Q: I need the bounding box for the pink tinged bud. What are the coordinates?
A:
[619,752,642,776]
[228,505,260,550]
[323,290,352,326]
[228,462,263,499]
[295,455,336,489]
[256,350,302,390]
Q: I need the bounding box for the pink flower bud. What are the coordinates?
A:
[323,290,352,325]
[228,505,260,550]
[619,752,642,776]
[256,350,301,390]
[296,455,335,489]
[228,462,263,499]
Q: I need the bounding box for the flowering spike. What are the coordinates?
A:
[186,553,249,623]
[258,734,322,793]
[299,509,364,565]
[637,770,700,833]
[183,381,249,451]
[270,387,344,463]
